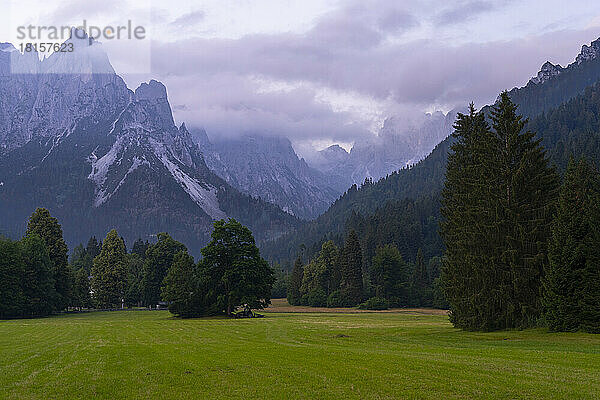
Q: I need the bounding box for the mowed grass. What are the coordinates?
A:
[0,308,599,399]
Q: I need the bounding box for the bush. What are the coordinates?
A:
[305,288,327,307]
[327,290,356,308]
[358,297,389,310]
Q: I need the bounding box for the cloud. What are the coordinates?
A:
[44,0,122,25]
[169,10,205,29]
[130,0,600,148]
[435,1,496,26]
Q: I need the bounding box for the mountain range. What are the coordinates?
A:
[0,29,298,253]
[190,106,460,219]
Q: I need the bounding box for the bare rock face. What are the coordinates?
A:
[194,133,346,220]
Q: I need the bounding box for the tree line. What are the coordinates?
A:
[284,230,445,310]
[0,209,273,319]
[441,93,600,333]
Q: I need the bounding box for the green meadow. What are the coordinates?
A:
[1,308,599,399]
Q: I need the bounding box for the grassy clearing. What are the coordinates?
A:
[0,308,598,399]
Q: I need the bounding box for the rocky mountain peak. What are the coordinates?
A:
[131,80,175,130]
[576,38,600,65]
[529,61,563,85]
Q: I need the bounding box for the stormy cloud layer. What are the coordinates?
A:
[5,0,600,149]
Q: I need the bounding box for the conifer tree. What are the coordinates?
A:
[370,244,408,305]
[91,230,128,309]
[26,208,73,311]
[141,233,186,307]
[20,234,55,317]
[545,158,600,332]
[162,250,198,317]
[72,267,91,310]
[287,256,304,306]
[491,92,559,327]
[0,238,25,318]
[131,239,150,259]
[441,104,497,330]
[442,95,559,331]
[340,230,364,305]
[86,236,101,260]
[70,244,93,273]
[411,248,430,306]
[125,253,145,307]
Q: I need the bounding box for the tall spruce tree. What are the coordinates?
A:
[162,250,199,318]
[26,208,72,311]
[86,237,101,260]
[491,92,559,328]
[72,267,92,310]
[545,158,600,332]
[141,233,186,307]
[131,239,150,259]
[0,238,25,318]
[287,256,304,306]
[340,230,364,306]
[370,244,408,305]
[441,95,558,331]
[442,104,496,330]
[20,234,55,317]
[91,230,128,309]
[411,248,430,306]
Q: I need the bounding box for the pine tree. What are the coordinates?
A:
[0,238,25,318]
[287,256,304,306]
[340,230,363,306]
[72,267,91,310]
[162,250,198,318]
[141,233,186,307]
[20,234,55,317]
[441,95,559,331]
[26,208,73,311]
[545,158,600,332]
[86,236,101,260]
[70,244,93,273]
[370,244,409,305]
[131,239,150,259]
[91,230,128,309]
[125,253,145,307]
[491,92,559,328]
[411,248,430,306]
[441,104,497,330]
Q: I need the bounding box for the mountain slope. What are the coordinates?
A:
[193,132,347,220]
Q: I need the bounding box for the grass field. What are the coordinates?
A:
[1,303,599,399]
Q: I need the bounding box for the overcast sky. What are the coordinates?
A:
[3,0,600,152]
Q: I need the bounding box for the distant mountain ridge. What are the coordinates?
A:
[192,131,347,220]
[305,109,460,185]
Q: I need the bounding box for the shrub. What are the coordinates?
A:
[327,290,356,308]
[358,297,389,310]
[306,288,327,307]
